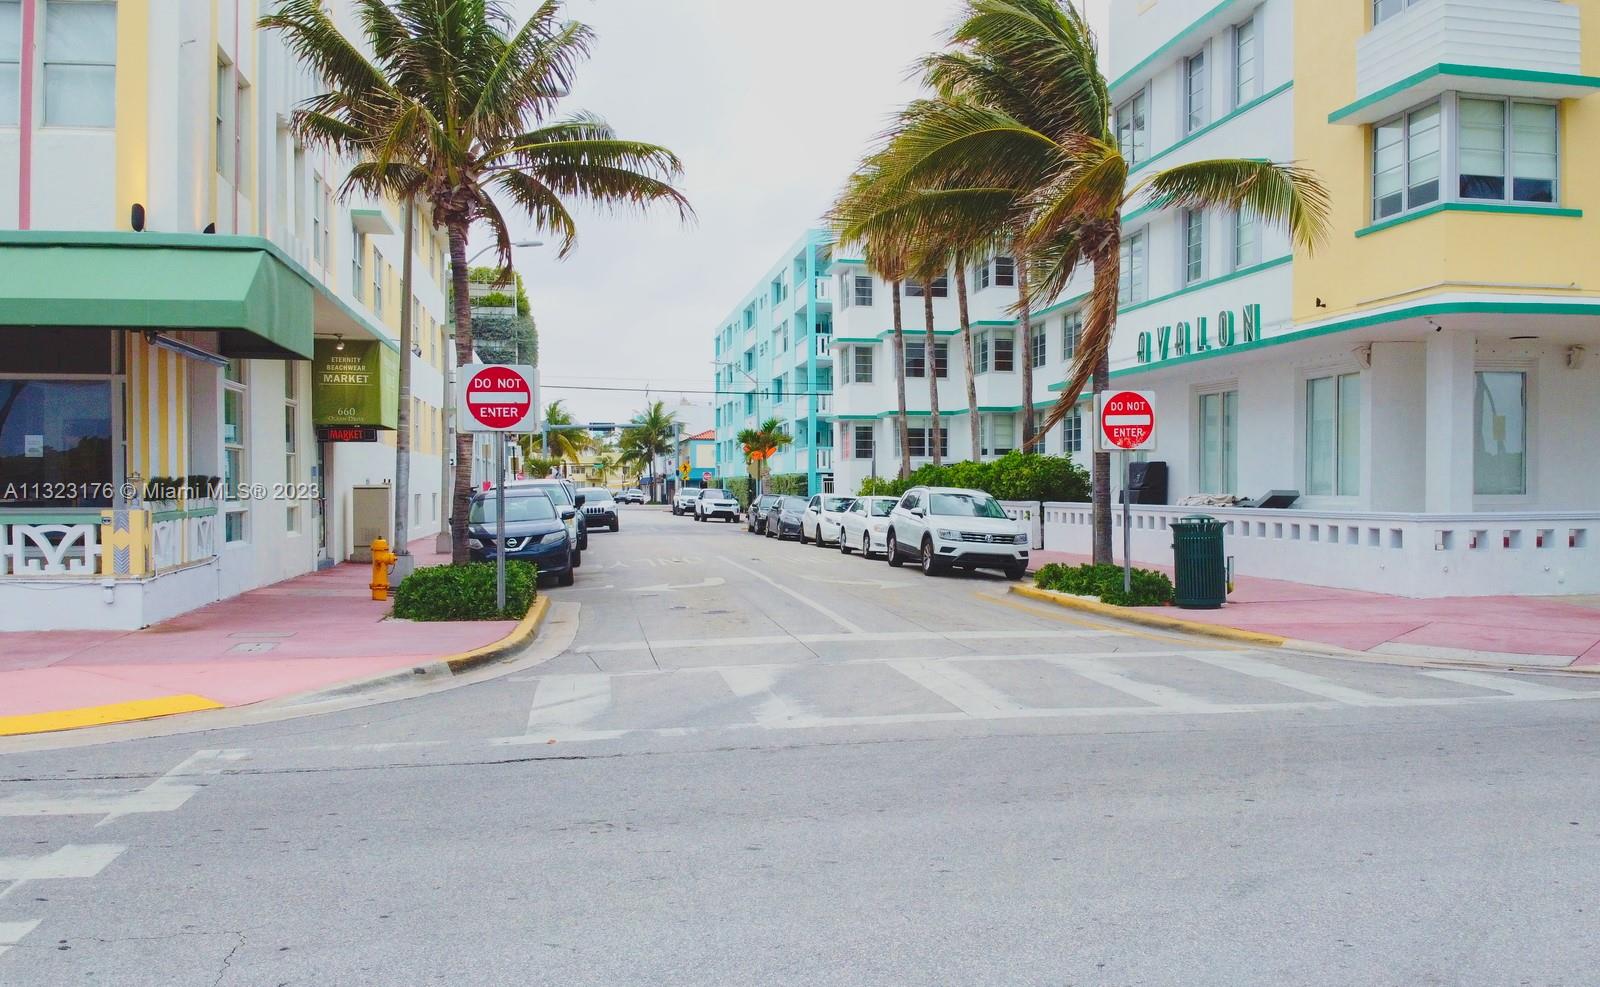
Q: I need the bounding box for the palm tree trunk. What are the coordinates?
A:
[923,289,941,467]
[1017,252,1036,450]
[448,221,476,565]
[955,253,979,462]
[1090,252,1117,566]
[891,281,910,480]
[394,197,414,566]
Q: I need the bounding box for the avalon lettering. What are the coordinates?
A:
[1136,303,1261,366]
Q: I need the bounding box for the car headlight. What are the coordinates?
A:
[468,538,483,549]
[1015,533,1031,545]
[871,522,887,533]
[937,529,962,541]
[539,531,567,545]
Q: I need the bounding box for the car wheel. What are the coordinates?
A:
[886,531,904,567]
[611,520,620,532]
[799,526,810,545]
[1005,562,1028,581]
[840,532,852,555]
[920,538,943,577]
[572,550,583,569]
[863,532,874,559]
[558,564,576,587]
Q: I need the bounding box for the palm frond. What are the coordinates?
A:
[1135,159,1332,251]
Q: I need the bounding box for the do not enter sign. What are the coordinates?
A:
[1096,390,1157,452]
[459,364,538,433]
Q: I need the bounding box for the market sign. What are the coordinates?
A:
[313,339,398,429]
[1135,303,1262,366]
[318,426,379,443]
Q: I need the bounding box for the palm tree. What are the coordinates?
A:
[908,257,944,467]
[262,0,692,563]
[620,400,677,503]
[735,417,794,497]
[589,451,617,487]
[849,0,1329,562]
[541,399,590,467]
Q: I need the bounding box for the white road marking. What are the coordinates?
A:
[525,674,613,735]
[1421,668,1592,700]
[890,660,1029,717]
[799,575,907,590]
[629,577,726,593]
[0,920,41,957]
[1048,657,1219,713]
[1187,652,1393,706]
[574,628,1117,654]
[0,749,246,824]
[716,555,865,634]
[717,667,813,728]
[0,844,126,882]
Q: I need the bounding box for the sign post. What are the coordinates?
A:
[456,365,539,613]
[1096,390,1158,594]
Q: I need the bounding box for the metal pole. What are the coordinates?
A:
[495,432,506,611]
[1122,451,1132,593]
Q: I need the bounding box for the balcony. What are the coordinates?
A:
[793,394,832,420]
[1331,0,1599,125]
[815,449,834,472]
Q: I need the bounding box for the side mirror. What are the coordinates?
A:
[574,494,587,507]
[560,507,577,520]
[910,507,925,518]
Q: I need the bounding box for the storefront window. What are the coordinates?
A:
[1474,371,1527,495]
[1198,390,1237,494]
[1306,373,1361,497]
[223,360,248,542]
[0,380,113,506]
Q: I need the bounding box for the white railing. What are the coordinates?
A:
[999,501,1045,550]
[0,516,102,575]
[149,508,219,573]
[814,335,833,359]
[815,449,833,471]
[814,278,832,303]
[1041,503,1600,598]
[793,394,834,420]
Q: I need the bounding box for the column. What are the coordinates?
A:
[1423,331,1476,513]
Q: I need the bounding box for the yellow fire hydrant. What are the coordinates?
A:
[370,537,398,601]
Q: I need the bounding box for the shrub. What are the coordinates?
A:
[765,473,809,496]
[393,562,538,621]
[856,453,1088,503]
[472,291,516,308]
[857,476,908,497]
[724,477,752,506]
[1034,562,1173,607]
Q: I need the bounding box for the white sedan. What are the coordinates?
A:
[836,496,899,559]
[800,494,856,547]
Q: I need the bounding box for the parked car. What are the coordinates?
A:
[672,487,701,516]
[800,494,856,547]
[884,486,1029,579]
[510,478,587,557]
[578,487,619,532]
[837,495,899,559]
[466,489,575,586]
[764,496,808,540]
[616,488,645,505]
[747,494,781,533]
[694,487,742,522]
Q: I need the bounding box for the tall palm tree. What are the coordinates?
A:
[262,0,692,563]
[541,399,590,466]
[620,400,677,503]
[851,0,1329,562]
[736,417,794,497]
[908,257,944,466]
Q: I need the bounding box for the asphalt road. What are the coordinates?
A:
[1,507,1597,985]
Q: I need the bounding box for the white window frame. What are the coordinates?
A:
[1303,369,1362,499]
[1061,310,1083,362]
[0,1,19,127]
[1063,405,1083,454]
[852,423,875,461]
[852,275,874,307]
[1029,322,1047,369]
[974,330,990,374]
[991,330,1015,373]
[1182,209,1206,286]
[285,365,301,534]
[1458,94,1559,207]
[216,57,233,182]
[1232,207,1260,270]
[1184,46,1209,135]
[42,0,117,128]
[1473,365,1533,499]
[1232,15,1259,108]
[1119,228,1148,305]
[223,360,249,543]
[1115,88,1148,164]
[1373,0,1422,27]
[1195,386,1238,495]
[993,255,1016,288]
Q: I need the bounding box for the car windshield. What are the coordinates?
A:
[779,497,807,512]
[758,496,780,508]
[701,489,730,499]
[822,497,854,512]
[928,492,1008,519]
[869,498,897,517]
[470,494,557,524]
[527,483,572,506]
[579,489,613,504]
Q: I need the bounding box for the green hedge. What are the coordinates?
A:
[393,562,538,621]
[855,452,1089,503]
[1034,562,1173,607]
[724,477,752,506]
[765,473,809,496]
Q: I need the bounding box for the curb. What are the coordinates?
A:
[443,595,552,674]
[1009,585,1288,646]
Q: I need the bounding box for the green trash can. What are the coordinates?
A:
[1171,515,1226,609]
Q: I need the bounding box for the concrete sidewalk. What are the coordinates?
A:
[0,539,519,735]
[1029,551,1600,669]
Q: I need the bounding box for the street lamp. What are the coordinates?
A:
[713,359,766,496]
[467,240,544,266]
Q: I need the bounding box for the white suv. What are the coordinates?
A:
[884,486,1029,579]
[693,488,742,523]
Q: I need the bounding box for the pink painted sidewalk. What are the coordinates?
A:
[0,539,516,722]
[1029,551,1600,669]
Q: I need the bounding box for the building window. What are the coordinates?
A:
[216,58,233,181]
[974,331,990,374]
[992,331,1015,373]
[852,275,874,307]
[1233,16,1258,107]
[973,258,991,291]
[1460,97,1557,204]
[1306,372,1360,497]
[285,366,300,533]
[1030,323,1047,368]
[1373,0,1421,26]
[224,360,249,542]
[1115,89,1148,164]
[1063,407,1083,454]
[904,340,949,379]
[312,176,327,265]
[993,255,1016,287]
[1474,370,1527,495]
[904,426,948,460]
[1232,208,1260,270]
[373,258,384,317]
[1183,209,1205,285]
[1119,229,1147,305]
[1061,311,1082,361]
[1184,48,1208,134]
[982,415,1016,456]
[853,346,874,384]
[0,1,19,127]
[43,0,117,127]
[1372,100,1442,221]
[1197,390,1238,494]
[852,424,875,461]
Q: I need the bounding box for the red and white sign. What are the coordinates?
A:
[1096,390,1157,452]
[458,363,538,433]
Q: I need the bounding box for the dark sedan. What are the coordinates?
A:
[764,496,808,540]
[748,494,781,533]
[467,489,575,586]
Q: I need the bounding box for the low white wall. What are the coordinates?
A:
[0,562,222,631]
[1043,503,1600,598]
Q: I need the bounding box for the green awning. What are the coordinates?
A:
[0,231,360,360]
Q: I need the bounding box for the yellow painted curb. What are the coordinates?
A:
[0,694,225,737]
[1010,584,1288,647]
[443,594,552,674]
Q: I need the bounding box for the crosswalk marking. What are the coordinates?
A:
[1188,652,1393,706]
[0,844,126,882]
[525,675,613,735]
[889,660,1029,717]
[1048,657,1219,713]
[717,555,865,633]
[1422,668,1591,701]
[717,668,813,728]
[574,629,1118,654]
[0,920,41,958]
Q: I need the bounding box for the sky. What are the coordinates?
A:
[483,0,1111,428]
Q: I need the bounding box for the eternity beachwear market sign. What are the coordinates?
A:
[312,338,398,429]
